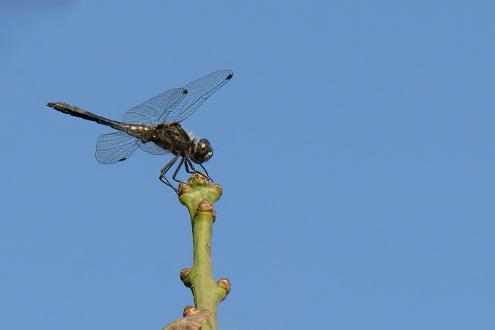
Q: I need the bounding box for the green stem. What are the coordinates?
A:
[178,174,230,330]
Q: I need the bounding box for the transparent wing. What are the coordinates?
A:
[162,70,233,123]
[138,141,170,155]
[122,88,188,125]
[95,131,139,164]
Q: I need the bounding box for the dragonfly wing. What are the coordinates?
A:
[138,141,170,155]
[122,88,188,125]
[161,70,233,123]
[95,131,139,164]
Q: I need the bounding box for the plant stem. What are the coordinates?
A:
[178,174,230,330]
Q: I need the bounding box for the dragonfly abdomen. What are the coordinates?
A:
[47,102,122,130]
[118,123,154,139]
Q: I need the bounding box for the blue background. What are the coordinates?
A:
[1,1,494,329]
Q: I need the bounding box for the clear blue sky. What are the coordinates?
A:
[1,1,494,329]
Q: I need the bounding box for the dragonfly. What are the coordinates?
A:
[47,70,233,190]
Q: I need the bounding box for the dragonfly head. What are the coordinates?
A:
[191,138,213,164]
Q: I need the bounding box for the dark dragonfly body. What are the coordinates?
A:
[46,102,202,161]
[47,70,233,190]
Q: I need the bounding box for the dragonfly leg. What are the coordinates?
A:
[198,162,212,182]
[159,155,178,189]
[184,158,195,174]
[172,157,185,183]
[160,176,176,191]
[186,158,212,182]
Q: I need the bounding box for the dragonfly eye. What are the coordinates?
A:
[203,150,213,161]
[191,138,212,163]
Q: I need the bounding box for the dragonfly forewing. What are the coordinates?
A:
[122,87,188,126]
[160,70,233,123]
